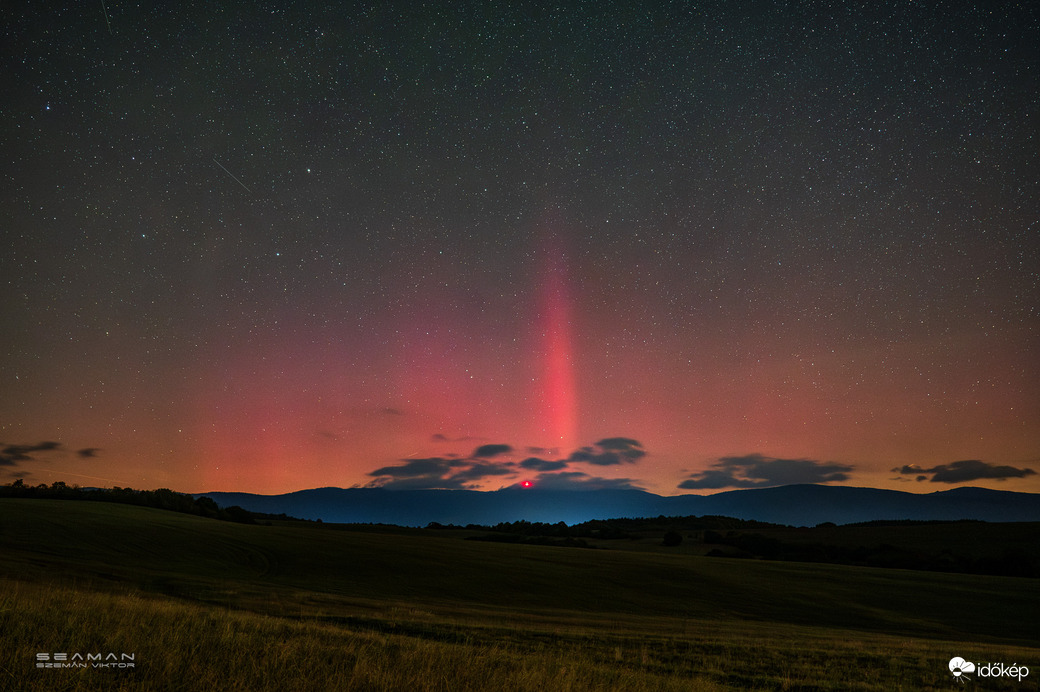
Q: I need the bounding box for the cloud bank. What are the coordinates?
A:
[368,437,648,490]
[473,444,512,458]
[679,454,853,489]
[525,471,642,491]
[567,438,646,466]
[893,460,1037,484]
[1,441,62,466]
[0,441,100,480]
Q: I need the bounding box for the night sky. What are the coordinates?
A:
[2,1,1038,496]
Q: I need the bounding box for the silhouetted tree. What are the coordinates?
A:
[223,505,257,524]
[193,496,221,517]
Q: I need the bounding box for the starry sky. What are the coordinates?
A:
[2,1,1038,496]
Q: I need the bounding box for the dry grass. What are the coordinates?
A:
[3,579,1036,691]
[1,580,728,691]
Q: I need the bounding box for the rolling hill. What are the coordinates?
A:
[196,483,1040,526]
[2,498,1038,690]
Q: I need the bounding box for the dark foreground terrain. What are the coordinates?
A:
[1,498,1037,690]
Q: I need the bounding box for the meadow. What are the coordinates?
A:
[1,499,1037,690]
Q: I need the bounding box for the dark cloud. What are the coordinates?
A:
[381,407,405,416]
[76,448,100,458]
[473,444,512,458]
[367,435,646,490]
[369,476,473,491]
[452,462,515,481]
[679,453,853,489]
[596,437,643,453]
[892,459,1037,484]
[368,456,514,490]
[568,438,646,466]
[369,457,466,478]
[677,470,748,490]
[527,471,643,491]
[1,441,63,466]
[519,457,568,472]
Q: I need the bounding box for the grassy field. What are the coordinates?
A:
[1,499,1037,690]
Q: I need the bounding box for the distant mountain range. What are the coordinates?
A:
[196,484,1040,527]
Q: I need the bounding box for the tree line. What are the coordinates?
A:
[702,529,1039,578]
[0,480,256,524]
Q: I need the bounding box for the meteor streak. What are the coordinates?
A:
[212,157,253,194]
[37,469,130,485]
[100,0,112,34]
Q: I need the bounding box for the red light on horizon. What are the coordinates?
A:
[521,480,532,488]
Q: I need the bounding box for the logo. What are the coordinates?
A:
[36,652,136,669]
[949,657,1030,683]
[949,657,975,683]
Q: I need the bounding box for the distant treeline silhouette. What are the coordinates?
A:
[702,529,1039,578]
[432,515,1038,578]
[430,514,781,538]
[448,516,783,550]
[466,533,600,549]
[0,480,256,524]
